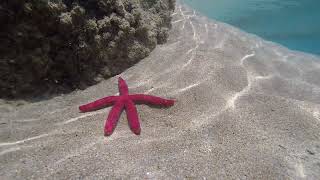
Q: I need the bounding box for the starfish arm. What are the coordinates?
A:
[104,101,125,136]
[118,77,129,95]
[130,94,175,107]
[79,96,119,112]
[124,100,141,135]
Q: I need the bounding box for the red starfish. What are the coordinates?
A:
[79,77,175,136]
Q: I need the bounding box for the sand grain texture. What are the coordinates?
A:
[1,3,320,179]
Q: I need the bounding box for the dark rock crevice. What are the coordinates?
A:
[0,0,176,99]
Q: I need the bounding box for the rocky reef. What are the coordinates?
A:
[0,0,175,98]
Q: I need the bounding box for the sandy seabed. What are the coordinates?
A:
[1,2,320,179]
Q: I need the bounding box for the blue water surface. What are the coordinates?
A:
[182,0,320,55]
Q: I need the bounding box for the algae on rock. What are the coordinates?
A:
[0,0,175,98]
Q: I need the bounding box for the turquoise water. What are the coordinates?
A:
[182,0,320,55]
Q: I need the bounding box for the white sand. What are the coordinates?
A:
[1,3,320,179]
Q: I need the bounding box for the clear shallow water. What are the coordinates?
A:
[182,0,320,55]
